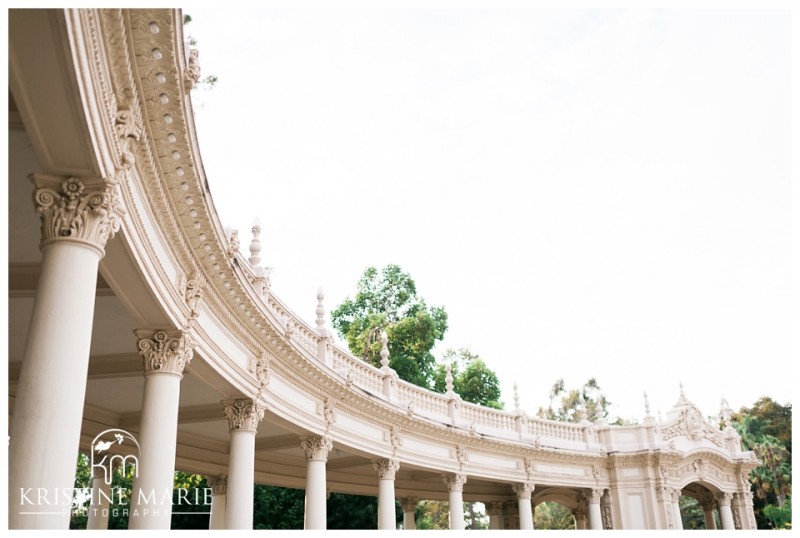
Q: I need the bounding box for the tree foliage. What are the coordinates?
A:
[533,501,574,529]
[331,265,448,388]
[433,348,502,409]
[731,397,792,529]
[537,377,612,423]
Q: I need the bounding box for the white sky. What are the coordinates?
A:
[186,6,791,423]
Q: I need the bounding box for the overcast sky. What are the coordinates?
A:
[186,7,791,423]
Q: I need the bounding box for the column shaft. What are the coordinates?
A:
[209,493,226,530]
[305,459,327,529]
[128,373,181,529]
[672,499,684,530]
[225,430,256,529]
[519,498,533,530]
[86,472,113,530]
[719,504,735,530]
[400,497,418,530]
[702,509,716,530]
[378,479,396,529]
[448,489,465,530]
[588,502,603,530]
[9,243,101,529]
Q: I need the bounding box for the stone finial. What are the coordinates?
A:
[445,363,455,394]
[644,391,652,418]
[577,397,588,422]
[315,288,326,334]
[379,330,390,369]
[719,397,732,430]
[513,382,520,412]
[248,218,261,266]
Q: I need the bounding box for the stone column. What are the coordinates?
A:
[485,502,503,530]
[717,492,735,530]
[128,329,194,529]
[502,500,519,529]
[574,504,588,530]
[584,488,604,530]
[9,175,123,529]
[441,473,467,530]
[302,435,332,530]
[670,488,683,530]
[513,482,535,530]
[699,493,717,530]
[86,464,114,530]
[224,400,263,529]
[737,490,757,530]
[373,459,400,530]
[400,497,418,530]
[207,475,227,530]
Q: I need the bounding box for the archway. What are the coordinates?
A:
[679,482,721,530]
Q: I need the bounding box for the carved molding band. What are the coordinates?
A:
[224,399,264,432]
[207,474,228,495]
[442,472,467,492]
[301,435,332,462]
[32,175,124,255]
[372,458,399,480]
[135,328,194,376]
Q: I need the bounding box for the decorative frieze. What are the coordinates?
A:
[32,174,124,254]
[223,399,264,432]
[135,328,194,376]
[207,474,228,495]
[442,472,467,492]
[115,107,143,166]
[301,435,332,462]
[512,482,535,500]
[372,458,399,480]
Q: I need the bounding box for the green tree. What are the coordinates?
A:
[533,501,574,529]
[433,348,503,409]
[331,265,448,388]
[537,377,612,423]
[731,398,792,529]
[253,485,305,529]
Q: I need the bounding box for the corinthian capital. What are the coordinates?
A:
[442,472,467,492]
[716,491,734,506]
[224,399,264,432]
[372,458,399,480]
[206,474,228,495]
[32,174,124,255]
[513,482,535,500]
[301,435,332,462]
[135,329,194,377]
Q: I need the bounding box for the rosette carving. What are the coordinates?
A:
[301,435,332,462]
[372,458,399,480]
[135,329,194,376]
[224,399,264,432]
[441,472,467,492]
[32,175,124,254]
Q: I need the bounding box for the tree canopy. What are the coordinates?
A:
[433,348,503,409]
[331,264,448,388]
[537,377,612,423]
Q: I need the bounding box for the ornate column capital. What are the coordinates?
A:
[512,482,535,500]
[301,435,332,462]
[699,491,716,511]
[441,472,467,492]
[372,458,399,480]
[485,502,504,517]
[584,488,604,504]
[223,399,264,433]
[31,174,124,255]
[135,329,194,377]
[207,474,228,495]
[716,491,734,506]
[400,497,419,512]
[669,488,682,503]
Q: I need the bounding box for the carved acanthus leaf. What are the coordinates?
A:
[223,399,264,432]
[135,329,194,376]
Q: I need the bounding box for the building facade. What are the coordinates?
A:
[7,8,759,530]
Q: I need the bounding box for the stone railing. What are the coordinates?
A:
[395,382,450,418]
[460,402,517,433]
[527,416,586,443]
